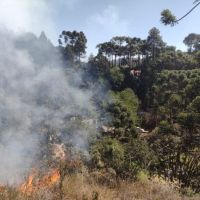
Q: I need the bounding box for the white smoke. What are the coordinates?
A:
[0,0,55,38]
[0,29,96,185]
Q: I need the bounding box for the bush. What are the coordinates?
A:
[90,137,124,172]
[109,67,125,90]
[108,88,139,124]
[123,139,157,178]
[158,120,174,134]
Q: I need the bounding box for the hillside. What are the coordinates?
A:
[0,2,200,199]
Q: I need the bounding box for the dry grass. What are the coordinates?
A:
[0,172,199,200]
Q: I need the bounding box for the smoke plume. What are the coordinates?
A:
[0,29,96,185]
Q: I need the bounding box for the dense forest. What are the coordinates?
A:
[59,23,200,189]
[0,2,200,200]
[81,28,200,192]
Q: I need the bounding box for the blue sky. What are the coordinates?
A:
[0,0,199,55]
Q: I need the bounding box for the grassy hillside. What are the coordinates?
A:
[0,172,199,200]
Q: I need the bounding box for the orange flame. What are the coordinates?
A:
[38,169,60,188]
[20,169,60,194]
[20,171,36,193]
[0,186,6,192]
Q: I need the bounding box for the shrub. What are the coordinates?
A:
[90,137,124,172]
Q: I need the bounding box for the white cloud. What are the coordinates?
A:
[85,5,130,54]
[0,0,55,38]
[0,0,85,44]
[87,5,129,35]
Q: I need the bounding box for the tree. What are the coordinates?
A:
[126,37,143,67]
[108,67,125,90]
[124,139,157,178]
[161,1,200,26]
[58,30,87,63]
[189,96,200,113]
[74,31,87,62]
[183,33,200,52]
[109,88,139,124]
[160,9,177,26]
[111,36,127,67]
[106,102,137,141]
[88,53,110,75]
[146,27,165,60]
[96,42,115,66]
[91,137,125,171]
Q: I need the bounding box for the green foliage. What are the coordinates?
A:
[108,88,139,124]
[169,94,182,107]
[55,28,200,193]
[185,77,200,100]
[91,137,156,179]
[150,69,200,124]
[91,137,124,171]
[149,73,200,189]
[109,67,125,90]
[96,36,144,69]
[177,112,200,131]
[89,53,110,75]
[136,170,149,183]
[146,27,166,59]
[124,139,157,177]
[107,102,137,140]
[90,29,200,192]
[150,126,181,177]
[183,33,200,52]
[188,96,200,113]
[158,49,198,70]
[158,120,174,134]
[160,9,177,26]
[59,30,87,63]
[161,1,200,26]
[194,50,200,63]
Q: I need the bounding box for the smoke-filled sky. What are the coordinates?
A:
[0,0,105,186]
[0,29,96,186]
[0,0,199,55]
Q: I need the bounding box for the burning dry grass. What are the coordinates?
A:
[20,169,60,194]
[0,171,199,200]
